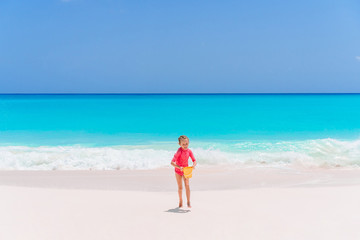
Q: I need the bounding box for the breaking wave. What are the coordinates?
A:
[1,138,360,170]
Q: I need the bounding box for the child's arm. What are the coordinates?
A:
[189,150,197,169]
[170,149,183,170]
[170,161,183,171]
[192,161,197,169]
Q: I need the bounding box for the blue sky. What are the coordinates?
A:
[0,0,360,93]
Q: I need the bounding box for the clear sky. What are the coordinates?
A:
[1,0,360,93]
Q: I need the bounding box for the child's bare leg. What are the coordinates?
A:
[175,173,183,207]
[183,177,191,207]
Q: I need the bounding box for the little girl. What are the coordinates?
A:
[170,135,197,208]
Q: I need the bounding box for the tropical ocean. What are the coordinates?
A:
[1,94,360,170]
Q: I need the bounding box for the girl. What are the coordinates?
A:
[171,135,197,208]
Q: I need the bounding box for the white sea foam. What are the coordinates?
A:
[1,138,360,170]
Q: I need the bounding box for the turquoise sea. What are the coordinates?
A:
[1,94,360,170]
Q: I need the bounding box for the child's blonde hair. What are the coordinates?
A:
[178,135,189,143]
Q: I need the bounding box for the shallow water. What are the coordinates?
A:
[1,94,360,169]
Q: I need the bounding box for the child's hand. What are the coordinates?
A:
[179,167,183,171]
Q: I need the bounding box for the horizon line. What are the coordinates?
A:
[0,93,360,95]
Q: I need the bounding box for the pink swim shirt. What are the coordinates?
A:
[172,147,196,176]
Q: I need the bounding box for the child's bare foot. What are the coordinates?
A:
[187,202,191,208]
[179,201,183,208]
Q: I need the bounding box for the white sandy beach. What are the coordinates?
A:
[1,167,360,240]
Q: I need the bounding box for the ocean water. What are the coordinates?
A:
[1,94,360,170]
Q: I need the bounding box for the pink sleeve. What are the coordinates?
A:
[189,149,196,162]
[172,149,181,162]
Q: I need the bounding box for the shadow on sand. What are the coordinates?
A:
[165,207,191,213]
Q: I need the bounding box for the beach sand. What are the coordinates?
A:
[1,167,360,240]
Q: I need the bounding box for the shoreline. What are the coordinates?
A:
[1,166,360,191]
